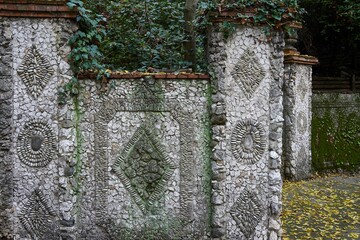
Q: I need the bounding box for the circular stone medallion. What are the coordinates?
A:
[17,120,56,167]
[231,119,266,164]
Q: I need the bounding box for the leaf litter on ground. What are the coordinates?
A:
[282,173,360,240]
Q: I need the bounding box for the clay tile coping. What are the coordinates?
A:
[0,1,77,18]
[77,72,210,80]
[284,54,319,65]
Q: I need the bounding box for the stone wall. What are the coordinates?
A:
[208,24,284,240]
[0,18,13,238]
[0,12,317,240]
[58,77,212,239]
[0,17,77,239]
[312,93,360,171]
[283,64,313,180]
[0,17,212,240]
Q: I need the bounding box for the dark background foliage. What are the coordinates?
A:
[74,0,360,75]
[84,0,190,71]
[298,0,360,77]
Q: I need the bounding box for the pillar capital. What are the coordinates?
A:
[284,54,319,65]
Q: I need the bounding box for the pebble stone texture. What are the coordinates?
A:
[208,24,284,240]
[283,64,313,180]
[71,77,212,239]
[1,17,212,239]
[0,17,14,238]
[0,14,310,240]
[0,17,77,239]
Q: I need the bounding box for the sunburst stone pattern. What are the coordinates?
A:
[17,119,56,167]
[230,188,264,239]
[231,119,266,164]
[17,46,54,99]
[296,111,308,134]
[112,126,175,212]
[19,189,58,240]
[231,48,266,99]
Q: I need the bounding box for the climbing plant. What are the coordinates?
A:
[200,0,301,38]
[58,0,107,104]
[65,0,302,73]
[58,0,108,199]
[84,0,189,71]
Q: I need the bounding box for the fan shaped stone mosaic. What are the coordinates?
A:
[230,188,264,239]
[17,46,54,99]
[19,189,58,239]
[231,48,266,99]
[112,126,175,212]
[296,111,308,134]
[17,119,56,167]
[231,119,266,164]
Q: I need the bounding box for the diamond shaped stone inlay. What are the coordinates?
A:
[19,189,57,239]
[113,126,175,212]
[231,48,266,99]
[17,46,54,99]
[230,188,264,239]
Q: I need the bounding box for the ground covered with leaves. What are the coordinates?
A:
[282,174,360,239]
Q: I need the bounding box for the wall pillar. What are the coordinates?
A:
[283,26,318,181]
[0,1,77,239]
[208,18,285,239]
[0,18,14,239]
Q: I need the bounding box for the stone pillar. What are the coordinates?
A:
[208,17,285,240]
[283,25,318,181]
[0,1,77,239]
[0,18,14,239]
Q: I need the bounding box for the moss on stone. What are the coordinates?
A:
[312,93,360,171]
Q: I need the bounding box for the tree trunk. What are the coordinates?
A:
[184,0,198,71]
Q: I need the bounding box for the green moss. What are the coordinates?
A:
[72,96,83,195]
[312,94,360,171]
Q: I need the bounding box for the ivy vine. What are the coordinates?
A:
[58,0,108,200]
[59,0,303,75]
[58,0,108,104]
[197,0,302,40]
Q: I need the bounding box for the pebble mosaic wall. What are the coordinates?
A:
[19,189,59,240]
[17,119,56,167]
[230,188,264,239]
[17,46,55,99]
[76,78,211,239]
[0,18,13,237]
[0,12,314,240]
[0,17,77,239]
[231,48,266,99]
[283,64,313,180]
[208,24,285,240]
[231,119,267,165]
